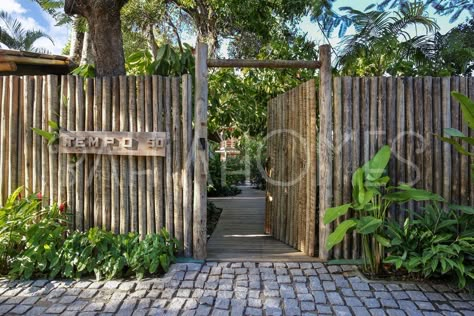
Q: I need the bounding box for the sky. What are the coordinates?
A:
[0,0,471,55]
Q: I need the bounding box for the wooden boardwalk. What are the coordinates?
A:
[207,187,320,262]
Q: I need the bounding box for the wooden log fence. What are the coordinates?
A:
[268,75,473,260]
[0,74,197,257]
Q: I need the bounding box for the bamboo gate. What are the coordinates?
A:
[267,74,474,260]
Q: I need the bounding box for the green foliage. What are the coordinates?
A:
[324,146,443,274]
[31,120,60,145]
[0,10,53,53]
[126,44,194,76]
[9,202,71,279]
[439,92,474,178]
[337,2,439,76]
[209,33,317,138]
[0,187,178,280]
[0,188,46,274]
[71,64,96,78]
[208,149,243,197]
[385,204,474,288]
[126,230,177,279]
[238,135,267,189]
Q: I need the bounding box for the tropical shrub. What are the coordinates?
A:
[385,203,474,288]
[324,145,443,275]
[1,187,178,280]
[8,201,70,279]
[0,187,69,275]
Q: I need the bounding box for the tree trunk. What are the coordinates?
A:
[69,17,84,64]
[80,32,94,65]
[65,0,128,77]
[147,25,159,59]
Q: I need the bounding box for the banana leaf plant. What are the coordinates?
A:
[324,145,444,275]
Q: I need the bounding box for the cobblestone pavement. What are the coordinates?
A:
[0,262,473,316]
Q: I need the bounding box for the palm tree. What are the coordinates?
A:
[0,10,54,53]
[337,2,439,76]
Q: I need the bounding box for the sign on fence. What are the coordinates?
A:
[59,131,168,156]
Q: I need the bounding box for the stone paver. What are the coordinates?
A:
[0,262,472,315]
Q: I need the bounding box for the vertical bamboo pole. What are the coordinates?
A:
[153,76,164,232]
[8,76,20,196]
[102,76,112,231]
[58,76,68,208]
[165,77,174,236]
[84,78,94,229]
[424,77,434,199]
[406,78,415,212]
[432,78,443,197]
[145,76,155,235]
[368,78,377,157]
[396,78,406,223]
[459,78,469,205]
[414,78,424,194]
[290,89,297,248]
[172,77,183,245]
[111,76,121,233]
[332,77,342,259]
[469,78,474,206]
[75,76,85,231]
[32,77,42,196]
[441,77,452,201]
[47,75,59,202]
[351,78,361,259]
[93,78,103,228]
[23,77,34,192]
[275,95,281,242]
[342,76,352,259]
[66,76,76,228]
[0,77,9,200]
[182,74,193,257]
[450,77,461,204]
[39,77,50,201]
[281,93,288,244]
[298,85,307,252]
[119,76,130,233]
[306,79,317,257]
[265,99,272,235]
[318,45,332,260]
[377,77,387,149]
[128,76,138,232]
[193,42,208,260]
[137,76,147,237]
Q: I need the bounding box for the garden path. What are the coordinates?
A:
[207,187,316,262]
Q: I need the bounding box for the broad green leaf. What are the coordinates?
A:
[384,187,444,203]
[356,216,382,234]
[363,145,391,181]
[352,168,365,206]
[452,92,474,129]
[439,136,474,157]
[326,220,357,250]
[450,204,474,215]
[32,127,54,142]
[48,120,59,130]
[444,128,465,137]
[323,204,352,225]
[374,234,391,247]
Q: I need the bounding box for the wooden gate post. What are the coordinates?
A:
[318,45,332,261]
[193,42,209,260]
